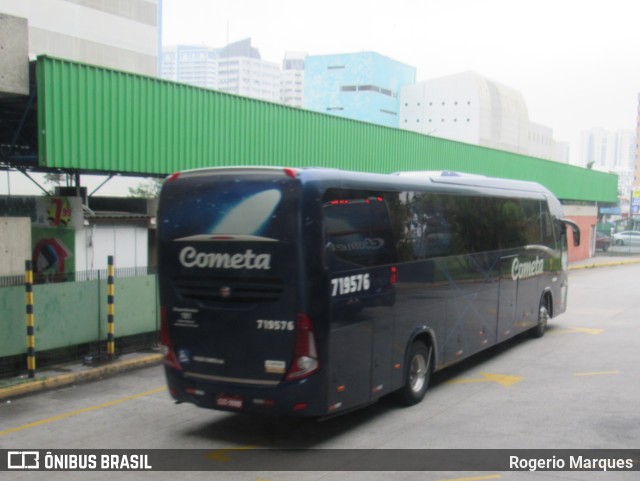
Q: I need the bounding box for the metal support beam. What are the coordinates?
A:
[7,87,36,161]
[89,174,116,197]
[17,168,50,196]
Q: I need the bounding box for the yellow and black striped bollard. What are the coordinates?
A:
[107,255,115,358]
[25,260,36,378]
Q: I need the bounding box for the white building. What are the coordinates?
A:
[579,127,635,194]
[0,0,159,76]
[528,122,555,161]
[400,71,564,162]
[162,38,282,103]
[161,45,219,89]
[578,128,635,170]
[280,51,305,107]
[216,38,280,102]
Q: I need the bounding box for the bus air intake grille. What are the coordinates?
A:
[173,277,284,304]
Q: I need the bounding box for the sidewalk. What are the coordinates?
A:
[569,253,640,270]
[0,350,163,401]
[2,254,639,401]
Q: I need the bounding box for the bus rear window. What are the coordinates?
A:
[159,175,297,243]
[323,190,396,267]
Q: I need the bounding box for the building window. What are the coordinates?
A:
[339,84,396,97]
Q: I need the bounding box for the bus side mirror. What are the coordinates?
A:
[562,219,580,247]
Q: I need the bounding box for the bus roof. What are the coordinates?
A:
[167,166,556,199]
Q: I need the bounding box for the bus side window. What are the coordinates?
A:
[323,191,396,267]
[540,206,557,249]
[399,192,452,260]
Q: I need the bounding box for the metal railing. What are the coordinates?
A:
[0,265,157,288]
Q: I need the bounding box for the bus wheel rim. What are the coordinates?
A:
[410,354,427,393]
[539,305,549,329]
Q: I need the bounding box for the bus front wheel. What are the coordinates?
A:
[530,296,550,339]
[395,340,432,406]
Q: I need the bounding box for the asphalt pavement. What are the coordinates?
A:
[2,253,639,402]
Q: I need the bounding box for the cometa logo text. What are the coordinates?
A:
[511,256,544,280]
[179,246,271,270]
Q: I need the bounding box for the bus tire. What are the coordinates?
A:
[395,340,432,406]
[530,296,550,339]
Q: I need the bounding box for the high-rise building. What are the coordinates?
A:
[303,52,416,128]
[578,128,635,170]
[161,45,219,88]
[400,71,542,158]
[579,127,635,194]
[280,51,305,107]
[162,39,281,103]
[0,0,159,76]
[216,39,281,102]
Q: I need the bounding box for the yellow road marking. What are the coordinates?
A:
[575,370,620,376]
[446,372,523,388]
[0,386,167,437]
[206,445,259,462]
[552,327,604,335]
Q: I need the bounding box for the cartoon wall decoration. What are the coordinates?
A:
[31,197,81,281]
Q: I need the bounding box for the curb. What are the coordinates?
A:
[569,258,640,270]
[0,354,163,401]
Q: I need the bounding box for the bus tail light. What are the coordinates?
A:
[390,266,398,285]
[160,306,182,371]
[285,313,319,381]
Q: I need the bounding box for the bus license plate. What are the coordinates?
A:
[216,394,243,409]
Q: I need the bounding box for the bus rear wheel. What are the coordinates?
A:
[395,340,432,406]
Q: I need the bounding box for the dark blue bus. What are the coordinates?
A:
[157,167,580,417]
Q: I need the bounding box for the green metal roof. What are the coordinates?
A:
[35,56,617,203]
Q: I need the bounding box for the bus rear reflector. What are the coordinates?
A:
[160,305,182,371]
[283,168,297,179]
[285,313,319,381]
[166,172,181,183]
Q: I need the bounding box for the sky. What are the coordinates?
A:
[163,0,639,147]
[4,0,638,196]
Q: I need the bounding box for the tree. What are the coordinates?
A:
[128,178,163,198]
[43,172,66,193]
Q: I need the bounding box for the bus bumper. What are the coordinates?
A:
[164,366,326,417]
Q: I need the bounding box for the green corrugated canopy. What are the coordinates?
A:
[36,56,617,203]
